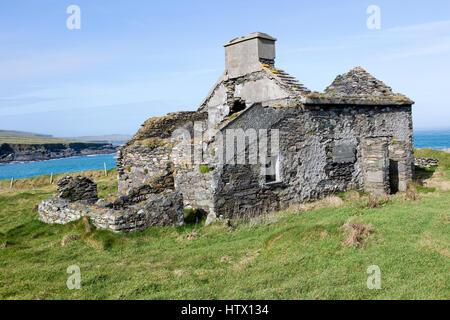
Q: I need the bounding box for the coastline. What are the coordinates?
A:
[0,151,118,166]
[0,142,118,165]
[0,153,118,180]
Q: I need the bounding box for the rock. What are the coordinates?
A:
[415,158,439,168]
[205,213,217,226]
[61,234,80,246]
[57,175,98,203]
[443,148,450,154]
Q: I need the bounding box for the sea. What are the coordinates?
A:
[0,154,117,180]
[0,129,448,180]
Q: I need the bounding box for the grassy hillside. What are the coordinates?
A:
[0,130,53,138]
[0,130,127,145]
[0,136,79,145]
[0,151,449,299]
[70,135,131,145]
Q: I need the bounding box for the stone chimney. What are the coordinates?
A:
[224,32,276,78]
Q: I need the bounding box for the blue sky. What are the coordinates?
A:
[0,0,449,136]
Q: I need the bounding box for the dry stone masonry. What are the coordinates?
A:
[39,175,184,232]
[39,32,415,232]
[57,175,98,204]
[415,158,439,168]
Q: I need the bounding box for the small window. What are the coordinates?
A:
[230,100,246,115]
[265,156,281,183]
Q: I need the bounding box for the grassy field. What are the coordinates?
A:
[0,136,80,145]
[0,150,448,299]
[0,130,128,145]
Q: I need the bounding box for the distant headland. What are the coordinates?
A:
[0,130,130,164]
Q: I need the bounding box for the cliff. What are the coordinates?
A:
[0,142,117,163]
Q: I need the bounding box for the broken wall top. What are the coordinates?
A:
[305,67,414,106]
[124,111,207,148]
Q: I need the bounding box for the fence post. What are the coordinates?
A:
[50,172,53,184]
[104,162,108,176]
[10,178,14,189]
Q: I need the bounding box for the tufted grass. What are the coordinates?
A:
[0,151,449,300]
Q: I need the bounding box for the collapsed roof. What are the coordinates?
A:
[200,32,413,110]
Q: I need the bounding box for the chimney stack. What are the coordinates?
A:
[224,32,276,78]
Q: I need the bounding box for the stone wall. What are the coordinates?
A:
[213,163,280,219]
[38,175,184,232]
[203,103,413,219]
[117,145,174,192]
[361,137,391,194]
[117,111,207,192]
[389,140,414,192]
[199,69,302,130]
[174,164,215,212]
[415,158,438,168]
[39,196,87,224]
[57,175,98,203]
[39,191,184,232]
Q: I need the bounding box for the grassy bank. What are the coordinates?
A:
[0,136,80,145]
[0,151,449,299]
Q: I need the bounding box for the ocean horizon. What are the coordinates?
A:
[413,128,450,150]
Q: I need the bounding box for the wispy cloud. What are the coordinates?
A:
[288,19,450,61]
[287,43,359,53]
[0,50,107,81]
[0,96,62,109]
[386,19,450,33]
[378,40,450,61]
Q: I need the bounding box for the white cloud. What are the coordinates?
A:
[378,40,450,61]
[386,20,450,33]
[0,50,107,81]
[288,19,450,61]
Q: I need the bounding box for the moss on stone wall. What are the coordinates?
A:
[199,165,212,174]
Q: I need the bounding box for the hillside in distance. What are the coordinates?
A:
[69,134,132,146]
[0,130,131,146]
[0,130,119,163]
[0,130,53,139]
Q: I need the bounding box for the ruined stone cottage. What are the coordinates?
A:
[39,32,414,232]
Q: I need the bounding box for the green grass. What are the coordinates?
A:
[0,136,81,145]
[0,130,54,138]
[0,151,449,299]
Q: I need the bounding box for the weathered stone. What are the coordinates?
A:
[361,137,391,194]
[38,190,184,232]
[415,158,439,168]
[38,32,415,232]
[57,175,98,204]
